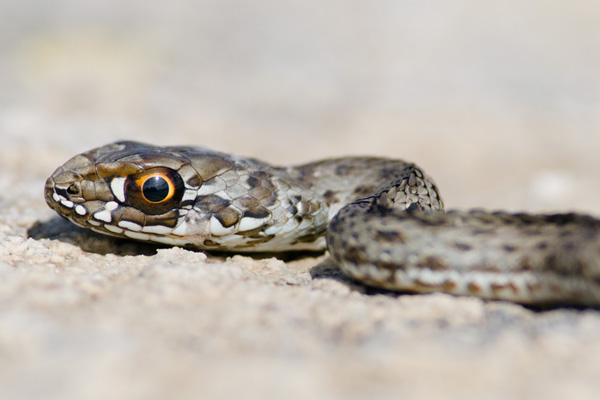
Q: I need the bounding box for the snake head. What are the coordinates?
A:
[45,141,329,251]
[44,141,212,245]
[45,142,127,220]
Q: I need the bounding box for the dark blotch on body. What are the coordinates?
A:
[491,282,519,294]
[186,174,202,188]
[468,282,481,293]
[196,195,231,213]
[216,207,241,228]
[374,230,406,243]
[243,206,270,220]
[323,190,339,204]
[343,245,368,264]
[419,256,449,271]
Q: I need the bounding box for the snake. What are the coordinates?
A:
[44,141,600,307]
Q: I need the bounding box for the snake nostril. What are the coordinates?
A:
[54,183,80,199]
[55,184,80,198]
[66,184,79,195]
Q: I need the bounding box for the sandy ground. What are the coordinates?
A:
[1,1,600,399]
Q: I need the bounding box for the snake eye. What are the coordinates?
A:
[125,168,184,215]
[140,174,175,203]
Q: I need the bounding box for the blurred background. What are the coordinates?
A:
[1,0,599,213]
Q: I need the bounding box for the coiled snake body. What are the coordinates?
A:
[45,141,600,307]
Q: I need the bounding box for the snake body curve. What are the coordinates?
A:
[45,141,600,307]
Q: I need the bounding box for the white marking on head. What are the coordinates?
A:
[105,201,119,211]
[123,230,151,241]
[104,224,124,234]
[110,177,127,203]
[141,224,173,234]
[118,220,143,232]
[93,210,112,223]
[88,220,101,226]
[52,193,61,203]
[93,200,119,222]
[60,200,74,208]
[75,205,87,216]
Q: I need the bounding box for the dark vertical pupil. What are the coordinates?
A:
[142,176,169,202]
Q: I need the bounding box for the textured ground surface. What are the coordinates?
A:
[2,1,600,399]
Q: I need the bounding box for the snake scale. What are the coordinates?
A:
[45,141,600,307]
